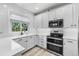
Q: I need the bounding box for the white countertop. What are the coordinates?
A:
[10,33,36,39]
[0,33,36,39]
[0,33,36,56]
[8,40,25,56]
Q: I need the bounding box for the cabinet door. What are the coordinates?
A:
[33,35,37,46]
[41,36,47,49]
[42,11,49,28]
[21,37,28,48]
[15,38,24,46]
[14,38,28,48]
[20,37,31,50]
[63,39,78,56]
[30,36,35,47]
[27,37,33,49]
[35,14,42,28]
[41,39,47,49]
[56,6,65,19]
[56,4,78,28]
[72,4,78,28]
[37,36,41,46]
[34,35,38,45]
[48,9,56,21]
[63,4,73,28]
[37,35,42,46]
[34,35,37,45]
[35,35,40,46]
[27,36,35,49]
[38,35,47,49]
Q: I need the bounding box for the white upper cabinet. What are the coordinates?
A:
[72,4,78,28]
[54,4,73,28]
[62,4,78,28]
[62,4,73,28]
[48,4,73,28]
[56,6,64,19]
[48,4,78,28]
[48,9,56,21]
[34,4,79,28]
[34,11,49,28]
[34,14,42,28]
[41,11,49,28]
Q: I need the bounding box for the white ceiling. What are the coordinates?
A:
[16,3,66,14]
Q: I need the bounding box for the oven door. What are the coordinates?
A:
[47,43,63,55]
[47,38,63,45]
[50,33,63,39]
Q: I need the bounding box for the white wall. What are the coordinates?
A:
[0,4,35,56]
[0,4,35,37]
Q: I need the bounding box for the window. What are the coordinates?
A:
[11,19,28,32]
[21,22,28,31]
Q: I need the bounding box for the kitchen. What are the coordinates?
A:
[0,3,79,56]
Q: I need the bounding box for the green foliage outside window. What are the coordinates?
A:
[11,19,28,32]
[22,22,28,31]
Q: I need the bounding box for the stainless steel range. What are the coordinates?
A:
[47,30,63,55]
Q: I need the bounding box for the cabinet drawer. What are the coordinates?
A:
[63,39,78,56]
[39,43,46,48]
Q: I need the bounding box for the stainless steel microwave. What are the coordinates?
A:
[49,19,63,28]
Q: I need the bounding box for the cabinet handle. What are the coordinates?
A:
[30,37,32,38]
[71,25,74,26]
[71,24,76,27]
[13,39,17,40]
[19,39,22,41]
[41,44,43,45]
[63,43,65,45]
[74,24,76,26]
[25,41,27,42]
[67,41,72,43]
[41,41,44,43]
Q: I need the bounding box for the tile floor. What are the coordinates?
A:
[23,47,56,56]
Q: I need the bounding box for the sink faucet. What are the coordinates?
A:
[20,31,23,35]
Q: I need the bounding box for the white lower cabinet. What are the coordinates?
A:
[38,35,47,49]
[20,37,28,48]
[27,36,36,50]
[63,39,78,56]
[34,35,38,45]
[13,38,27,48]
[24,36,36,50]
[13,35,36,55]
[13,35,47,55]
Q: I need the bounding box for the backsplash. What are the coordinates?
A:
[37,28,52,35]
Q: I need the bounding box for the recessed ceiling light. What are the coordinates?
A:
[35,7,39,10]
[3,4,7,8]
